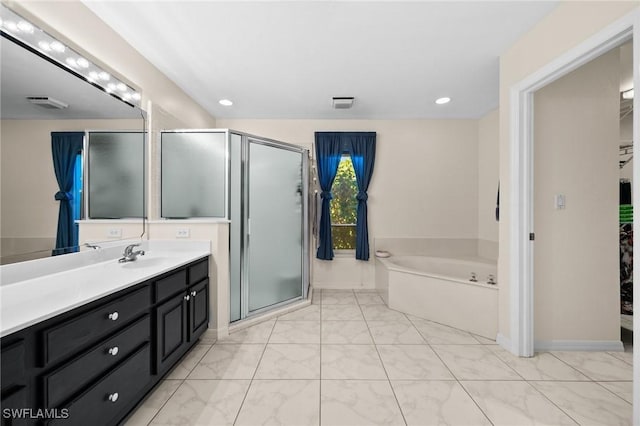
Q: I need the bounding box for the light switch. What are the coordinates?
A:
[554,194,565,210]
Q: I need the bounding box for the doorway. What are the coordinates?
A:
[508,9,638,424]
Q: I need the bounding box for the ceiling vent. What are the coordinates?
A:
[332,97,354,109]
[26,96,68,109]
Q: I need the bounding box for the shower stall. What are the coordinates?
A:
[160,130,310,323]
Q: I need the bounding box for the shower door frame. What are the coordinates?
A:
[235,132,310,320]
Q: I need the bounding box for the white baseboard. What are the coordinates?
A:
[314,282,376,290]
[496,333,513,353]
[534,339,624,352]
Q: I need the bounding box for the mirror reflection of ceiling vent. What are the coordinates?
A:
[332,97,354,109]
[26,96,68,109]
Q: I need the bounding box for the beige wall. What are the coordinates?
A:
[1,119,141,249]
[217,119,480,287]
[498,1,638,339]
[533,49,620,342]
[478,109,499,244]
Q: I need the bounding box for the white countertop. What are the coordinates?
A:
[0,241,210,338]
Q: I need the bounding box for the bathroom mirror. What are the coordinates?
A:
[0,34,146,264]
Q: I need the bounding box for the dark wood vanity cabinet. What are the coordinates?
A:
[0,256,210,426]
[155,262,210,375]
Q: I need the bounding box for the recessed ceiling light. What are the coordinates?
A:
[435,97,451,105]
[219,99,233,106]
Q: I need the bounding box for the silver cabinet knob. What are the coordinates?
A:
[108,346,119,356]
[108,312,119,321]
[191,290,197,297]
[184,295,190,301]
[108,392,119,402]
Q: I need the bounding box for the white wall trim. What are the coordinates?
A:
[509,10,636,357]
[534,340,625,352]
[509,8,639,424]
[496,332,511,352]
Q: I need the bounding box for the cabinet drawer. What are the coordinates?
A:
[44,286,150,366]
[155,269,187,302]
[49,344,150,426]
[188,258,208,285]
[44,315,150,408]
[1,340,25,392]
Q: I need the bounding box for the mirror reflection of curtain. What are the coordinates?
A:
[51,132,83,255]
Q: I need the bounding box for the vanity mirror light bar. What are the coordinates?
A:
[0,4,141,107]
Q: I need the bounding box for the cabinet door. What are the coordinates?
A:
[155,293,188,374]
[188,279,209,341]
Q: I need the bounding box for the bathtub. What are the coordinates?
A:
[376,255,498,339]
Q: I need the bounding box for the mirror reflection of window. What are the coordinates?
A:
[88,132,144,218]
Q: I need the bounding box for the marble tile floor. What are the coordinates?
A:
[126,289,634,426]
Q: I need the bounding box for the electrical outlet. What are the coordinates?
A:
[107,228,122,238]
[176,228,190,238]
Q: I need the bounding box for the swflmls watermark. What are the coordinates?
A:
[2,408,69,420]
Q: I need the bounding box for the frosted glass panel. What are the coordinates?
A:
[248,141,302,312]
[88,132,144,218]
[229,133,243,322]
[161,132,226,218]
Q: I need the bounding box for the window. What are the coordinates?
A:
[72,152,83,247]
[331,155,357,249]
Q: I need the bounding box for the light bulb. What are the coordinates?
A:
[38,41,51,51]
[107,83,117,91]
[116,83,126,92]
[4,21,17,32]
[65,57,77,68]
[122,93,132,100]
[131,92,141,101]
[76,57,89,68]
[98,71,110,81]
[17,21,33,33]
[50,41,65,53]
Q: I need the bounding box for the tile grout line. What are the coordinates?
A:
[144,377,185,426]
[145,342,215,425]
[231,320,276,425]
[426,336,496,426]
[358,296,409,426]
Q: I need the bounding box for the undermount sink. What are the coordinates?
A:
[119,256,168,268]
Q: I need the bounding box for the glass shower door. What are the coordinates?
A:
[246,139,304,313]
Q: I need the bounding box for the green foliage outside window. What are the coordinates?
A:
[331,156,357,249]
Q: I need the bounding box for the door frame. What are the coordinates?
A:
[508,8,639,422]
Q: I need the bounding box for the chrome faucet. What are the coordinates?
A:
[470,272,477,282]
[84,242,101,250]
[118,243,145,263]
[487,274,497,285]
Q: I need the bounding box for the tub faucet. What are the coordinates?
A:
[470,272,477,282]
[487,274,496,285]
[118,243,145,263]
[84,242,101,250]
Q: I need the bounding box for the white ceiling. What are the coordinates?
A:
[0,37,142,120]
[84,1,559,119]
